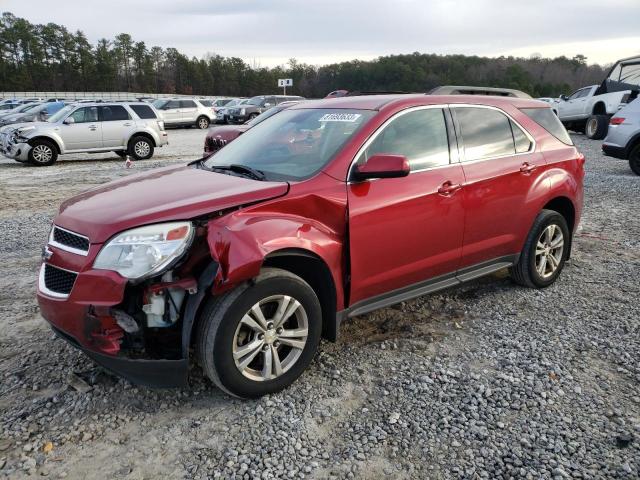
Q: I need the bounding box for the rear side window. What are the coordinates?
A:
[358,108,450,171]
[130,104,157,119]
[455,107,515,161]
[520,108,573,145]
[100,105,130,122]
[199,100,213,107]
[181,100,197,108]
[510,121,532,153]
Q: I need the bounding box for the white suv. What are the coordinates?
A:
[152,98,216,129]
[0,102,168,166]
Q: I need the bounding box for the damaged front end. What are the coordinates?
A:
[39,222,218,388]
[0,126,33,161]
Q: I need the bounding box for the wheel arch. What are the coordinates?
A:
[129,131,156,147]
[541,195,577,259]
[262,248,339,342]
[28,136,61,154]
[592,102,607,115]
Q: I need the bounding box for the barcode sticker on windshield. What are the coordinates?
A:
[319,113,362,122]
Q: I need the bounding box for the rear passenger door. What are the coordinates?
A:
[452,105,543,269]
[99,105,133,148]
[348,107,466,305]
[161,100,181,124]
[180,100,198,123]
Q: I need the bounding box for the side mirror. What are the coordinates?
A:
[63,117,75,125]
[353,154,410,180]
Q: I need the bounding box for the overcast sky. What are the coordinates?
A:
[3,0,639,67]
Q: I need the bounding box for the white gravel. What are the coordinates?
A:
[0,131,639,479]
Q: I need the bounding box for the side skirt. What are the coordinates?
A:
[337,255,518,323]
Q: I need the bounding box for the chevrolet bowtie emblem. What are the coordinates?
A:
[42,246,53,262]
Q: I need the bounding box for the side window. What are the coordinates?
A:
[357,108,450,171]
[69,107,98,123]
[264,97,276,106]
[165,100,181,109]
[510,120,532,153]
[100,105,130,122]
[130,104,157,119]
[199,100,212,107]
[181,100,197,108]
[455,107,515,161]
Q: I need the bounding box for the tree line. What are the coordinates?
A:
[0,11,610,98]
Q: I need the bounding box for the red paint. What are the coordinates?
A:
[38,94,584,361]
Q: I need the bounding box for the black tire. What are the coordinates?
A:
[585,114,609,140]
[510,209,570,288]
[248,113,259,120]
[628,144,640,176]
[196,268,322,399]
[128,136,154,160]
[27,139,58,166]
[196,116,210,129]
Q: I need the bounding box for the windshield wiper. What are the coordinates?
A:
[206,163,266,181]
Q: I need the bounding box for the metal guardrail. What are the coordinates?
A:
[0,92,227,100]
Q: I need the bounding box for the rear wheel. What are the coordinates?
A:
[196,268,322,398]
[128,136,154,160]
[28,139,58,166]
[511,210,570,288]
[196,116,210,129]
[585,114,609,140]
[629,144,640,176]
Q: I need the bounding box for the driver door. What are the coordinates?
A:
[60,106,101,151]
[347,107,465,305]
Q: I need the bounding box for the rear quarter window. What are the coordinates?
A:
[130,104,157,119]
[520,108,573,145]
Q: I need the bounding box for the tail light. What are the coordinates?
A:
[157,120,165,131]
[610,117,625,125]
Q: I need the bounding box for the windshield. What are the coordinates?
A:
[47,105,75,123]
[11,103,40,114]
[204,108,374,181]
[246,96,265,106]
[152,99,168,109]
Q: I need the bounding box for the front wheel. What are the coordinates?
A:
[511,210,570,288]
[628,144,640,176]
[196,116,210,129]
[128,136,154,160]
[28,139,58,166]
[248,113,259,121]
[585,114,609,140]
[196,268,322,398]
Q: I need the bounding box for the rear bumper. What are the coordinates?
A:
[50,324,188,388]
[602,143,627,159]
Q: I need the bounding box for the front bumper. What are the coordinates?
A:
[0,134,31,160]
[51,324,188,387]
[229,115,248,124]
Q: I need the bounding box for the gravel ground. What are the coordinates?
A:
[0,131,639,479]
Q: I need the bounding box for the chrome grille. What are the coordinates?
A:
[51,226,89,255]
[43,264,77,295]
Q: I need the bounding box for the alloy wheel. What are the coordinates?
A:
[232,294,308,382]
[586,118,597,137]
[198,118,209,129]
[535,224,564,279]
[32,145,53,163]
[134,141,150,157]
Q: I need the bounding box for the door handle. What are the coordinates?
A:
[519,162,537,174]
[437,181,462,196]
[123,123,132,127]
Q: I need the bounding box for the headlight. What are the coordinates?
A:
[240,108,246,115]
[94,222,194,280]
[17,126,35,134]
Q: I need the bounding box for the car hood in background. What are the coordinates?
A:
[206,124,251,142]
[55,164,289,243]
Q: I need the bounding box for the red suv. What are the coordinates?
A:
[37,95,584,398]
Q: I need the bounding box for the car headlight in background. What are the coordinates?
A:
[240,108,246,115]
[94,222,194,280]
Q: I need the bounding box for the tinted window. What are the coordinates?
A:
[199,100,213,107]
[69,107,98,123]
[164,100,181,109]
[130,104,157,119]
[521,108,573,145]
[181,100,197,108]
[510,121,532,153]
[100,105,130,122]
[455,107,515,161]
[358,108,449,171]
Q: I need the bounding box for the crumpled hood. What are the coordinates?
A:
[55,164,289,243]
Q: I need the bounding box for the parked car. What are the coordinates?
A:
[204,101,302,155]
[215,98,248,124]
[602,97,640,175]
[325,90,349,98]
[0,102,20,111]
[0,101,66,127]
[0,102,42,120]
[37,94,583,398]
[0,102,167,166]
[537,97,559,105]
[228,95,305,123]
[556,56,640,140]
[152,98,216,129]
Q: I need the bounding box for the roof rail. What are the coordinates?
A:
[428,85,532,99]
[345,91,413,96]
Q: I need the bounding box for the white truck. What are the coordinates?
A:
[554,55,639,140]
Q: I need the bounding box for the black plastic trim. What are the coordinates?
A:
[181,261,219,357]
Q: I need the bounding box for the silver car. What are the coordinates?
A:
[0,102,168,166]
[152,98,216,129]
[602,97,640,175]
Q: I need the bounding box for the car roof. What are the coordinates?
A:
[290,94,546,111]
